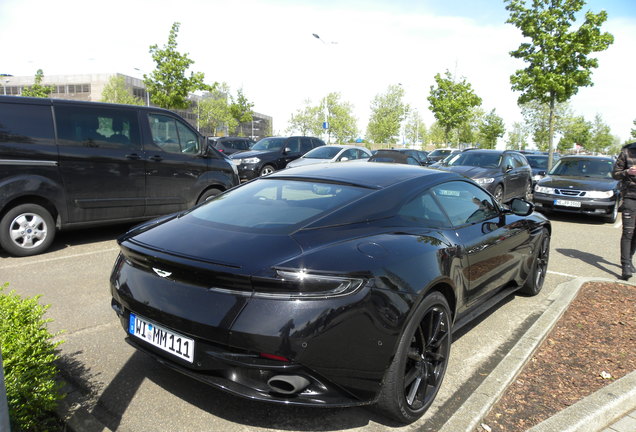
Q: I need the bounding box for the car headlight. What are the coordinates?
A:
[532,174,544,181]
[474,177,495,185]
[535,185,555,194]
[585,190,615,199]
[241,157,260,164]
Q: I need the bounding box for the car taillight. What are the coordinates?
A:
[250,270,364,299]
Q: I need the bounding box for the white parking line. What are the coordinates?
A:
[0,248,119,270]
[547,270,580,278]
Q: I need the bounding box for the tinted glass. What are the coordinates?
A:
[526,156,548,170]
[149,114,199,154]
[431,181,499,226]
[188,179,370,233]
[300,137,312,154]
[398,190,451,227]
[55,105,140,149]
[303,146,341,159]
[447,152,501,168]
[0,102,55,145]
[252,137,285,151]
[550,158,614,178]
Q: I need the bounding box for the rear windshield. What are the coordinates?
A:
[188,179,370,232]
[446,152,501,168]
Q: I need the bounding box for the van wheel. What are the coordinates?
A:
[0,204,56,257]
[197,188,222,204]
[376,292,451,423]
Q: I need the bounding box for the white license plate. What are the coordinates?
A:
[554,199,581,208]
[129,313,194,363]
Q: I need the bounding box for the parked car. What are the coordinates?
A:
[286,145,372,168]
[438,149,533,202]
[533,155,620,222]
[525,153,560,186]
[0,95,239,257]
[110,162,550,424]
[368,149,424,165]
[373,148,431,165]
[230,136,325,180]
[427,148,458,163]
[209,136,254,155]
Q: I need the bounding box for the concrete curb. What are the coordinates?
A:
[55,381,114,432]
[527,370,636,432]
[439,277,627,432]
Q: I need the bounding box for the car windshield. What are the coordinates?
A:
[251,137,286,151]
[187,179,370,233]
[303,146,341,159]
[549,159,613,178]
[429,149,450,157]
[525,156,549,170]
[446,152,501,168]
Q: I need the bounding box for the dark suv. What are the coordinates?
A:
[438,149,533,202]
[210,136,254,155]
[230,136,325,181]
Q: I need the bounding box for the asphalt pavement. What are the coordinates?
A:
[1,214,635,432]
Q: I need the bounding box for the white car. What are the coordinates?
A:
[287,145,372,168]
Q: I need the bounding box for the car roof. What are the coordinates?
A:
[268,160,460,189]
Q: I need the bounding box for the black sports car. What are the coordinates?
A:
[110,163,551,423]
[533,155,620,223]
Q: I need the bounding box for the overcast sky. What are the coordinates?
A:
[1,0,634,143]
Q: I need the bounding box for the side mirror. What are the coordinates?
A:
[538,170,547,176]
[340,157,349,162]
[505,164,513,173]
[508,198,534,216]
[283,147,292,154]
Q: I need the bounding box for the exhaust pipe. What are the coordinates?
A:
[267,375,310,395]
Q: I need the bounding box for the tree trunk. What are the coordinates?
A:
[547,95,556,171]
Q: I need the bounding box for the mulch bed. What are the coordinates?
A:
[478,281,636,432]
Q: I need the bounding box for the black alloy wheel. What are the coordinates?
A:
[376,292,452,423]
[520,228,550,296]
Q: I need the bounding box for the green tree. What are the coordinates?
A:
[558,115,591,152]
[199,83,235,136]
[506,122,529,150]
[428,122,447,146]
[101,75,144,105]
[366,84,408,144]
[21,69,54,98]
[321,92,359,144]
[229,88,254,135]
[144,22,213,109]
[479,109,505,149]
[520,100,570,151]
[631,119,636,140]
[287,99,323,136]
[427,70,482,143]
[404,109,427,146]
[504,0,614,167]
[589,114,614,153]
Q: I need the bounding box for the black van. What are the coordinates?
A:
[0,95,239,256]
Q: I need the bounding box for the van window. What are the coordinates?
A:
[149,114,200,154]
[0,103,55,146]
[55,105,140,149]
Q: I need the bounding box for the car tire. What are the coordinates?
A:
[197,188,222,204]
[0,204,56,257]
[524,182,533,201]
[260,165,275,176]
[604,203,618,223]
[376,291,451,424]
[520,228,550,296]
[493,185,504,203]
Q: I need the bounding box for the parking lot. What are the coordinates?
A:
[0,213,623,431]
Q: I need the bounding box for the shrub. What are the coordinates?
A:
[0,282,64,431]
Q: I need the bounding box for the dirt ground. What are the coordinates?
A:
[478,281,636,432]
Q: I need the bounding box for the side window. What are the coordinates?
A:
[56,105,140,150]
[300,137,312,154]
[398,190,450,227]
[431,181,499,226]
[148,114,199,154]
[286,137,301,153]
[340,149,356,160]
[514,154,527,168]
[0,102,55,146]
[502,154,515,169]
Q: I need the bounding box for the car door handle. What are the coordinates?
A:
[149,155,163,162]
[125,153,141,160]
